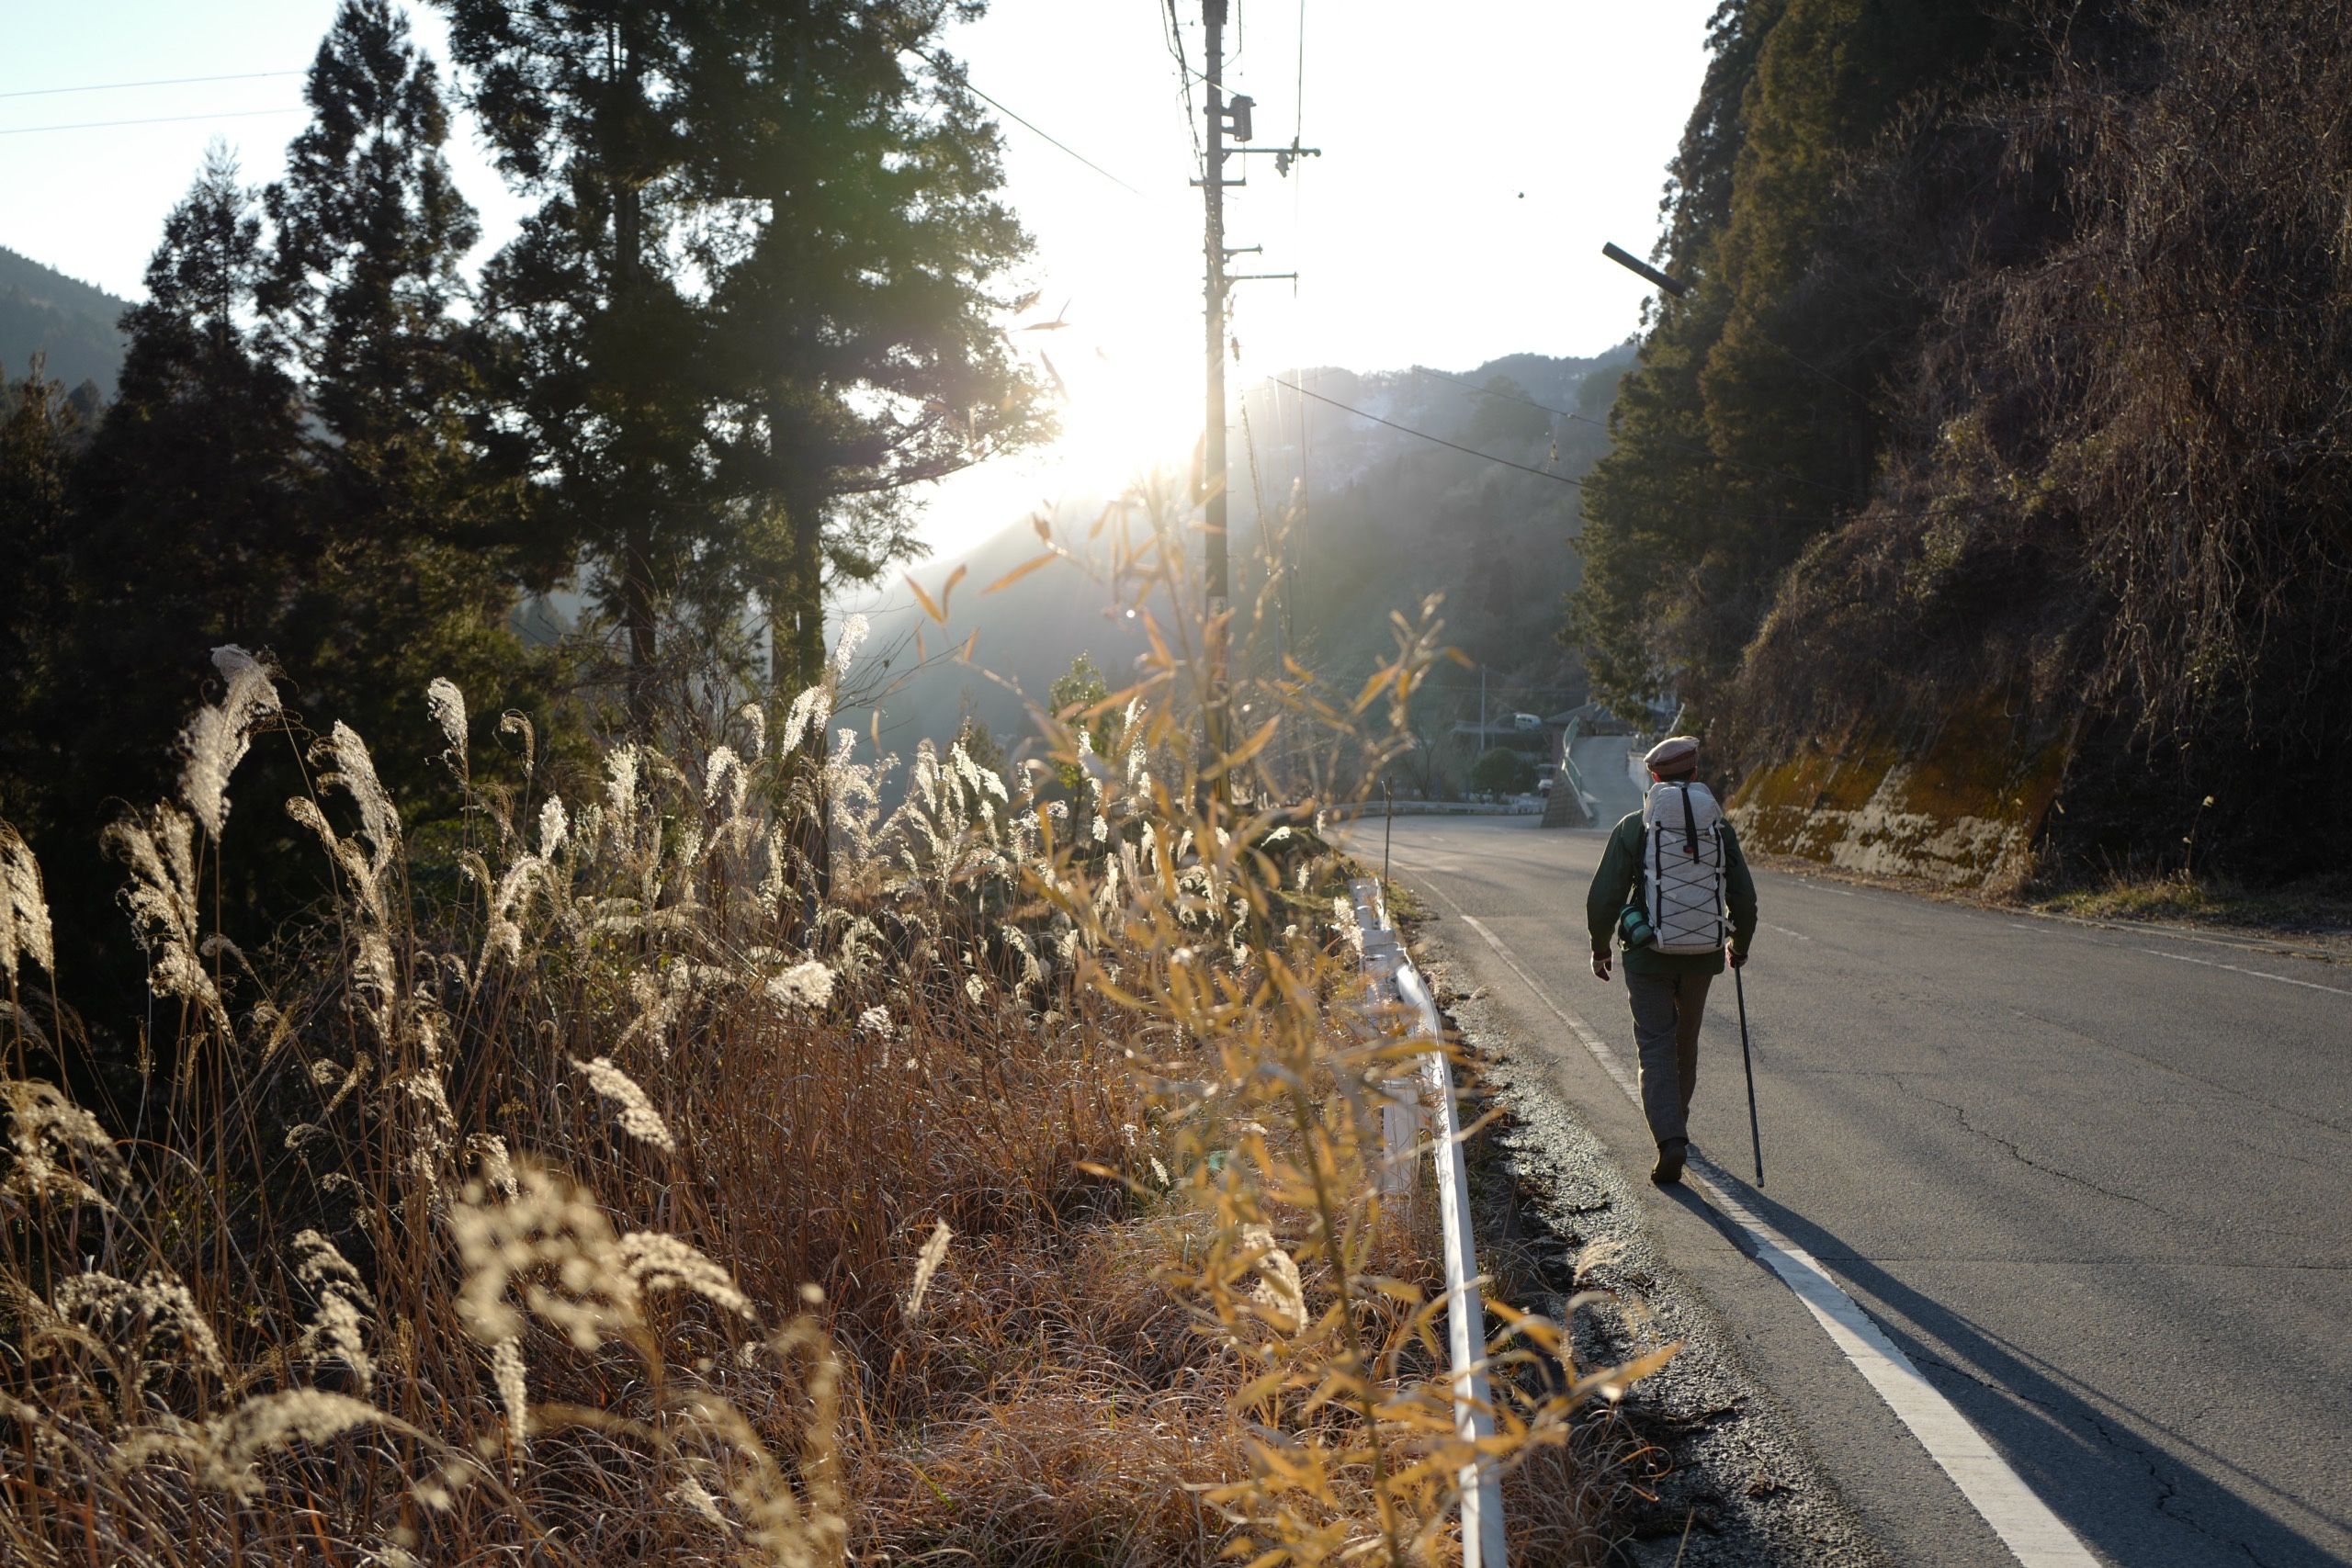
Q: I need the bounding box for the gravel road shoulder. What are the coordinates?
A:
[1418,932,1887,1567]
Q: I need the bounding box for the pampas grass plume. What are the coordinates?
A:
[902,1220,952,1323]
[571,1055,676,1152]
[426,678,468,774]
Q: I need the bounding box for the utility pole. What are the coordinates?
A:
[1202,0,1231,796]
[1193,1,1317,806]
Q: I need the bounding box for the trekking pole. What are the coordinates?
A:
[1734,963,1764,1187]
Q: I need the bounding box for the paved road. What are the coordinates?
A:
[1567,732,1645,823]
[1373,816,2351,1568]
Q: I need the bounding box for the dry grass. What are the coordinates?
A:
[2032,870,2352,948]
[0,488,1668,1565]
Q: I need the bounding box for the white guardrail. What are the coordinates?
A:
[1325,797,1545,819]
[1349,877,1509,1566]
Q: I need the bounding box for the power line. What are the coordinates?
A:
[1292,0,1306,144]
[0,69,302,99]
[0,105,305,136]
[1398,362,2053,532]
[1408,363,1853,498]
[1271,373,1910,528]
[1162,0,1204,171]
[1406,364,2069,530]
[1269,376,1589,487]
[1166,36,1238,96]
[902,45,1146,197]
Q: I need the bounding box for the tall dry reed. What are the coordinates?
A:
[0,482,1666,1565]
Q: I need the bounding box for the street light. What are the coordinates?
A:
[1600,241,1690,299]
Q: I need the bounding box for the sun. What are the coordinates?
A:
[1011,304,1208,494]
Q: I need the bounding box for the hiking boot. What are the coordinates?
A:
[1650,1138,1688,1186]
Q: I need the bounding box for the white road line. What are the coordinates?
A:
[2013,901,2351,961]
[1764,920,1815,942]
[1691,1172,2099,1568]
[2140,946,2352,997]
[1419,885,2098,1568]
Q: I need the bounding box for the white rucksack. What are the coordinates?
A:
[1641,780,1726,954]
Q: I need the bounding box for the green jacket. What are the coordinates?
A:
[1586,803,1758,977]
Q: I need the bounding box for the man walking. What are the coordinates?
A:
[1586,735,1758,1185]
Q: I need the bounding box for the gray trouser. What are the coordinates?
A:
[1626,969,1713,1148]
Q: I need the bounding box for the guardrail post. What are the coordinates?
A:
[1379,1073,1423,1206]
[1384,781,1395,886]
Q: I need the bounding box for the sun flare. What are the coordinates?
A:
[1013,313,1207,491]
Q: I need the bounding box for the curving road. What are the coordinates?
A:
[1374,815,2351,1568]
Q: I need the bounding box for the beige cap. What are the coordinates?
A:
[1643,735,1700,773]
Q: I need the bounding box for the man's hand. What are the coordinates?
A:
[1729,946,1749,970]
[1591,950,1613,982]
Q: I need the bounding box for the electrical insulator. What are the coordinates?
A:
[1227,95,1254,142]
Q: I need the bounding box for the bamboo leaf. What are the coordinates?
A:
[904,571,944,624]
[984,550,1059,594]
[1220,713,1282,770]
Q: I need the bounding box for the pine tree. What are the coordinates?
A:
[1046,651,1121,797]
[681,0,1049,694]
[0,357,83,821]
[440,0,716,733]
[69,146,312,807]
[263,0,541,785]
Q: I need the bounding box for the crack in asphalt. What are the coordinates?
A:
[1998,1005,2352,1140]
[2075,1404,2281,1568]
[1910,1351,2281,1568]
[1894,1077,2186,1223]
[2212,1125,2350,1176]
[1892,1077,2327,1246]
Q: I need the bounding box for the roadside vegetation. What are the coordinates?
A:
[0,519,1675,1563]
[2030,871,2352,947]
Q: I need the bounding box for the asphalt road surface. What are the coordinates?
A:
[1372,816,2350,1568]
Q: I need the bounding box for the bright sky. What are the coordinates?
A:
[0,0,1713,559]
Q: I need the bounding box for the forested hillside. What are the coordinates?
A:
[0,245,128,398]
[1250,351,1621,701]
[1572,0,2352,881]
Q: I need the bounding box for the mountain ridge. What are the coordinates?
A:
[0,244,131,396]
[839,342,1634,784]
